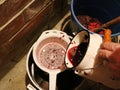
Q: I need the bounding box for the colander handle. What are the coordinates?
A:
[103,29,112,42]
[49,70,60,90]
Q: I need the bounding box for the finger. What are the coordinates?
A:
[112,70,120,79]
[103,60,120,72]
[98,49,112,60]
[103,61,120,78]
[100,42,120,51]
[109,48,120,63]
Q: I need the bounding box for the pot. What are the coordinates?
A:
[65,30,120,89]
[26,30,84,90]
[71,0,120,36]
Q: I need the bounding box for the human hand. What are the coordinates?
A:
[98,42,120,79]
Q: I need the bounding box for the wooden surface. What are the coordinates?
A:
[0,0,31,27]
[0,0,68,68]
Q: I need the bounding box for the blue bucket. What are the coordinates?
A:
[71,0,120,36]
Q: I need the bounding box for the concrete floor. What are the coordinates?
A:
[0,12,70,90]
